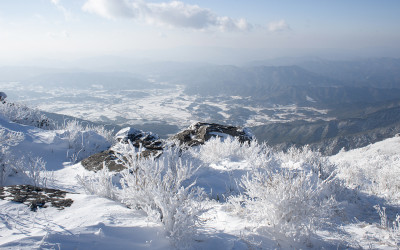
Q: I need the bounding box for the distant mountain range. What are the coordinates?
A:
[299,58,400,89]
[251,104,400,155]
[2,57,400,154]
[165,62,400,107]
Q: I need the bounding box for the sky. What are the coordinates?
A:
[0,0,400,65]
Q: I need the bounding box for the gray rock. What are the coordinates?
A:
[81,127,164,172]
[170,122,253,146]
[115,127,163,151]
[0,185,73,211]
[81,149,124,172]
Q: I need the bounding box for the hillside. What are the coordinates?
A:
[167,64,400,107]
[1,101,400,249]
[251,105,400,155]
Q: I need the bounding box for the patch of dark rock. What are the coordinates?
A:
[81,149,125,172]
[81,127,164,172]
[170,122,253,146]
[0,185,73,211]
[116,127,164,151]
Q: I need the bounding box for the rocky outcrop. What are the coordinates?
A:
[115,127,163,152]
[80,149,124,172]
[0,185,73,211]
[81,127,164,172]
[81,123,253,172]
[170,122,253,146]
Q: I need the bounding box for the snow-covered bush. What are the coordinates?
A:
[24,156,51,188]
[0,101,55,129]
[115,143,205,248]
[276,145,336,179]
[0,127,24,186]
[1,126,50,187]
[331,144,400,202]
[193,136,265,165]
[76,163,117,200]
[62,120,112,163]
[374,205,400,245]
[228,145,340,245]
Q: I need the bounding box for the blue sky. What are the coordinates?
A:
[0,0,399,64]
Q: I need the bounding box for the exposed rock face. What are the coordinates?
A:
[0,185,73,211]
[114,127,164,159]
[170,122,253,146]
[81,127,164,172]
[81,149,124,172]
[115,127,163,151]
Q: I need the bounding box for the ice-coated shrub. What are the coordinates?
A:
[332,147,400,202]
[0,101,55,129]
[24,156,51,187]
[115,142,205,248]
[76,163,117,200]
[61,120,112,163]
[0,127,24,186]
[374,205,400,246]
[0,128,24,147]
[193,136,265,165]
[228,146,340,244]
[276,145,336,180]
[1,127,50,187]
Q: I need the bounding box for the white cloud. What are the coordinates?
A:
[218,17,252,32]
[146,1,217,29]
[82,0,138,20]
[50,0,73,21]
[268,19,291,32]
[81,0,251,32]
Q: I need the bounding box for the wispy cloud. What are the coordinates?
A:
[82,0,138,20]
[82,0,252,32]
[50,0,73,21]
[268,19,291,32]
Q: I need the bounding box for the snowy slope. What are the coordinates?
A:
[0,116,171,249]
[330,136,400,202]
[1,113,400,249]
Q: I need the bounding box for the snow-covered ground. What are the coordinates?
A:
[1,106,400,249]
[2,82,333,129]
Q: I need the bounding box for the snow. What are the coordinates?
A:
[0,117,169,249]
[0,195,169,249]
[1,111,400,249]
[330,137,400,202]
[306,95,316,103]
[2,83,333,129]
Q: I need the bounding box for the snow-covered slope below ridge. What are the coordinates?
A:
[330,135,400,202]
[1,113,400,249]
